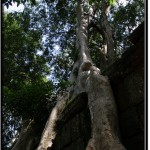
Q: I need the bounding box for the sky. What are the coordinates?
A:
[4,3,25,13]
[3,0,129,82]
[4,0,128,13]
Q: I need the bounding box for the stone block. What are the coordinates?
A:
[136,102,144,131]
[79,106,91,144]
[122,134,144,150]
[70,114,81,141]
[119,107,143,138]
[67,138,85,150]
[123,71,144,105]
[60,121,72,148]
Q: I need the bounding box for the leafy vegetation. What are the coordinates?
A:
[2,12,54,149]
[3,0,36,8]
[2,0,144,149]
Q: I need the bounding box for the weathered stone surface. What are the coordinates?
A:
[129,22,144,44]
[60,121,72,148]
[119,107,143,138]
[79,107,91,144]
[124,70,144,104]
[70,114,81,141]
[136,102,144,131]
[51,23,144,150]
[51,93,91,150]
[122,134,144,150]
[103,22,144,150]
[70,138,85,150]
[114,69,144,112]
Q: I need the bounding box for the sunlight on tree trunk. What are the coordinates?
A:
[12,0,126,150]
[85,69,126,150]
[36,92,69,150]
[11,120,35,150]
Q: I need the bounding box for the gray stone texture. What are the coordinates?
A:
[51,22,144,150]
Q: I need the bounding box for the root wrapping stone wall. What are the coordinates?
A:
[51,93,91,150]
[51,22,144,150]
[103,22,144,150]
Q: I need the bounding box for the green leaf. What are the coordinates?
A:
[109,0,116,6]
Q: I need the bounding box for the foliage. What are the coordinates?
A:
[3,82,54,120]
[108,0,116,6]
[111,0,144,53]
[2,106,22,149]
[2,11,54,149]
[2,0,144,149]
[2,0,37,8]
[2,12,50,87]
[2,81,54,149]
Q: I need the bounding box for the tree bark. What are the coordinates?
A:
[74,0,126,149]
[85,67,126,150]
[101,0,115,64]
[11,1,125,150]
[11,120,42,150]
[36,92,69,150]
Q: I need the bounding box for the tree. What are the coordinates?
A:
[2,0,144,149]
[2,11,55,149]
[2,0,36,8]
[36,0,126,149]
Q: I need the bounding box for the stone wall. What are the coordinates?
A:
[51,93,91,150]
[103,22,144,150]
[51,22,144,150]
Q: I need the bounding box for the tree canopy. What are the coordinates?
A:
[2,0,144,149]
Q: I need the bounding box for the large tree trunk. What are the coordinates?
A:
[12,1,126,150]
[36,0,125,149]
[85,68,126,150]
